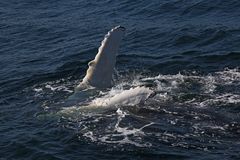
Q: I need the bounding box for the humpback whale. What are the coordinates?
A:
[76,26,126,90]
[68,26,153,109]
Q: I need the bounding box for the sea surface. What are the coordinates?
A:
[1,0,240,159]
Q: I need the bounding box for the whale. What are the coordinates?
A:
[66,26,153,110]
[76,26,126,91]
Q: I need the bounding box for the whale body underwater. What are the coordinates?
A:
[68,26,153,109]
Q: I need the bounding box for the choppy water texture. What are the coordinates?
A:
[1,0,240,159]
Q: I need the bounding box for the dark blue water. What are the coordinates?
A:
[1,0,240,159]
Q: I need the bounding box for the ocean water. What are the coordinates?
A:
[1,0,240,159]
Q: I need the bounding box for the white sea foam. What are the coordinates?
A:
[45,84,73,93]
[80,108,154,147]
[35,68,240,147]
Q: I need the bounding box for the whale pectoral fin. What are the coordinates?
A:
[76,26,125,89]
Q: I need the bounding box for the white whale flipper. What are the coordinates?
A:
[76,26,126,90]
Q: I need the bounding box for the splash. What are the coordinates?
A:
[33,68,240,148]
